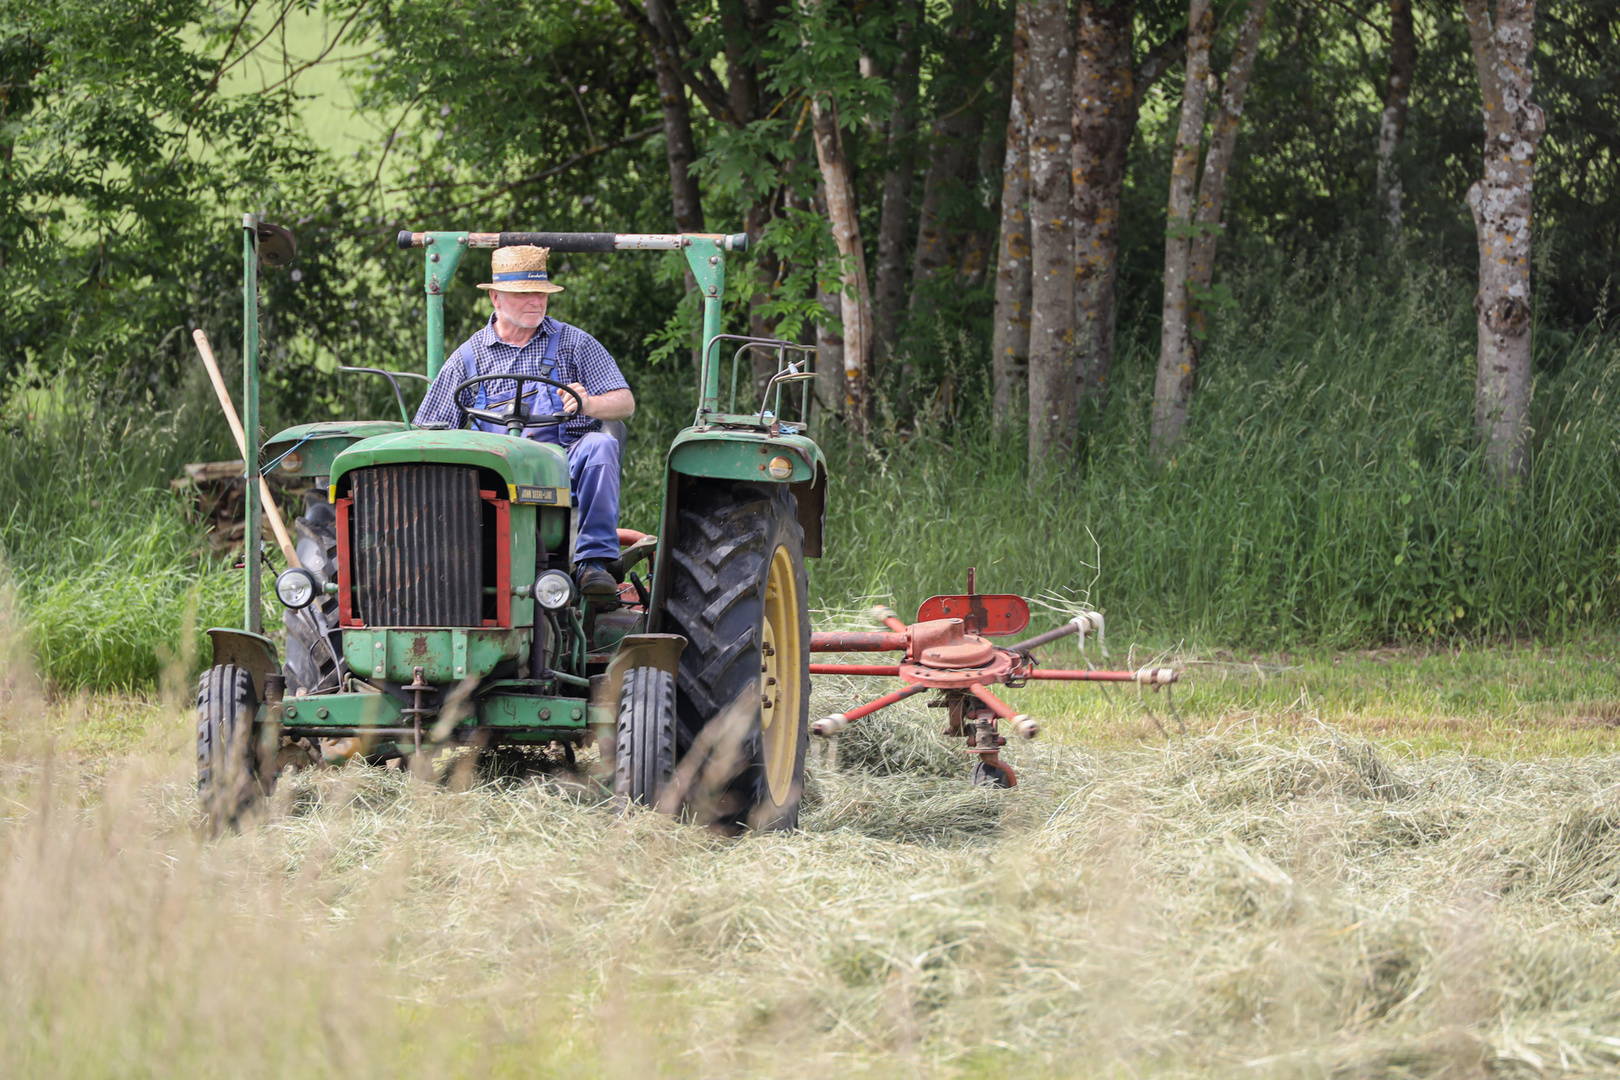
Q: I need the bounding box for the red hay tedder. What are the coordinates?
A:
[806,570,1178,787]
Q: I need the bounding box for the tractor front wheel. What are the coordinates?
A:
[664,481,810,832]
[614,665,678,810]
[196,664,265,834]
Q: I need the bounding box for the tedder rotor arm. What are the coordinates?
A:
[806,597,1179,786]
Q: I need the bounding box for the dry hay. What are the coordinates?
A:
[9,686,1620,1076]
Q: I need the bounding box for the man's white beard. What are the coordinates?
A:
[502,305,544,328]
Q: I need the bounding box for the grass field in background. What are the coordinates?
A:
[4,255,1618,690]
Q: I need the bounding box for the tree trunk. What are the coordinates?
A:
[1376,0,1415,242]
[873,0,922,360]
[643,0,705,234]
[957,128,1003,290]
[1462,0,1544,481]
[1149,0,1214,460]
[747,198,782,395]
[1070,0,1136,413]
[815,269,845,439]
[909,0,986,314]
[991,0,1032,428]
[1185,0,1268,346]
[638,0,706,374]
[810,96,874,438]
[1024,0,1075,475]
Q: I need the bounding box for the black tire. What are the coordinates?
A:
[614,666,677,809]
[284,496,345,694]
[664,482,810,832]
[196,664,263,834]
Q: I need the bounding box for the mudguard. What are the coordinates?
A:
[206,628,280,700]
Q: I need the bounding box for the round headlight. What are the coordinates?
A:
[279,450,303,473]
[275,567,318,610]
[534,569,575,610]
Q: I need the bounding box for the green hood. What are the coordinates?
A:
[330,429,572,505]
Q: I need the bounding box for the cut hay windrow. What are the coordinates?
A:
[9,677,1620,1076]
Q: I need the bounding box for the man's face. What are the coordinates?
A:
[491,288,548,328]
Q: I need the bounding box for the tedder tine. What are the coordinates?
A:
[1024,667,1177,686]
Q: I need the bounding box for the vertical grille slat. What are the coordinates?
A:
[351,464,484,626]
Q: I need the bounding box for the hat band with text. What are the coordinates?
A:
[492,270,550,281]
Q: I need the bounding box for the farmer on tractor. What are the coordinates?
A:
[413,244,634,598]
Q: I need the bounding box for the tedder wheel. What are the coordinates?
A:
[664,481,810,832]
[196,664,265,834]
[614,665,678,809]
[283,495,346,694]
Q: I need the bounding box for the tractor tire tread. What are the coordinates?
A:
[662,481,809,832]
[615,666,677,807]
[196,664,261,834]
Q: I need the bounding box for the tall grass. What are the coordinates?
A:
[11,648,1620,1074]
[813,258,1620,645]
[0,390,245,688]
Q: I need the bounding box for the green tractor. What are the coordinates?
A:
[198,222,827,834]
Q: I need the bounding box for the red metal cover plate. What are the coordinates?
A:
[897,650,1018,689]
[916,594,1030,637]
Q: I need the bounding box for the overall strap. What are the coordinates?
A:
[468,346,504,434]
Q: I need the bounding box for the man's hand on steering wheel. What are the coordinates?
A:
[451,373,585,434]
[561,381,590,416]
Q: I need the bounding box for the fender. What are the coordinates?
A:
[206,628,280,700]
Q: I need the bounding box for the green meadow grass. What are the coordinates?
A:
[4,257,1617,690]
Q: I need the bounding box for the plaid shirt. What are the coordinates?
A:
[414,314,628,444]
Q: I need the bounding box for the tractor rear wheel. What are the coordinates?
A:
[196,664,264,834]
[283,496,345,694]
[614,665,678,809]
[664,482,809,832]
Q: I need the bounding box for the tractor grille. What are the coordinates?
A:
[351,464,485,627]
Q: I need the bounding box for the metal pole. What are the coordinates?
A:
[242,213,262,634]
[682,237,728,419]
[422,232,468,379]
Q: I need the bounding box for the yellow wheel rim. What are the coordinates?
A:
[760,544,803,806]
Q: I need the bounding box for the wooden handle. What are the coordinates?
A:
[192,329,301,570]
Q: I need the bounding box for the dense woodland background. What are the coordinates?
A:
[0,0,1617,687]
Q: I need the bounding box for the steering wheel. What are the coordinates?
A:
[452,374,586,435]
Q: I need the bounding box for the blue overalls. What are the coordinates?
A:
[469,330,622,565]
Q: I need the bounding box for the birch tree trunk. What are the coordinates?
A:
[991,2,1032,428]
[811,95,874,438]
[1375,0,1415,242]
[1185,0,1268,348]
[1462,0,1544,481]
[1149,0,1214,461]
[1071,0,1135,412]
[1024,0,1075,475]
[873,0,921,361]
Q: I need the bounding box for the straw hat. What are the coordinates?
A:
[477,245,564,294]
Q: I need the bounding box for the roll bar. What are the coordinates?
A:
[396,231,748,253]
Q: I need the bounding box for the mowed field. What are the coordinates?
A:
[6,617,1620,1078]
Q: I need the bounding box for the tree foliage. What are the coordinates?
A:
[0,0,1614,429]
